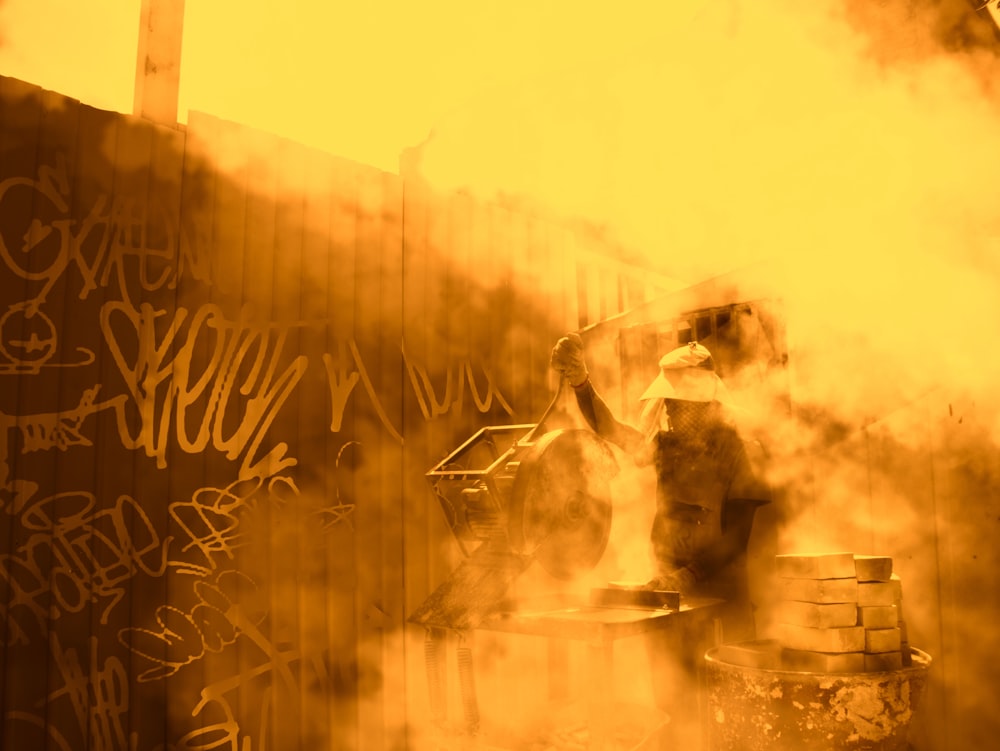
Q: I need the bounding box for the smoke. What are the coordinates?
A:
[416,0,1000,294]
[402,2,1000,748]
[411,0,1000,529]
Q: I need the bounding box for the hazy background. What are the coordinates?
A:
[2,1,999,748]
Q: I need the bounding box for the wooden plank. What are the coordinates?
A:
[133,0,185,124]
[205,117,249,309]
[133,115,185,751]
[446,188,475,444]
[295,145,335,750]
[351,164,388,751]
[25,82,88,751]
[504,202,536,420]
[203,114,255,751]
[243,127,283,751]
[76,99,123,751]
[176,110,222,749]
[525,212,558,419]
[270,133,308,751]
[399,174,427,738]
[487,201,517,426]
[0,74,45,751]
[400,177,431,620]
[378,169,406,746]
[467,196,517,434]
[108,109,164,751]
[323,153,360,749]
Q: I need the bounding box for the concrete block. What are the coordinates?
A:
[858,581,898,607]
[779,623,866,653]
[778,576,858,604]
[858,605,898,629]
[776,552,856,579]
[782,648,865,674]
[865,627,902,654]
[775,600,858,629]
[854,555,893,582]
[865,651,903,672]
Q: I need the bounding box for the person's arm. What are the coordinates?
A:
[550,333,646,455]
[570,378,645,454]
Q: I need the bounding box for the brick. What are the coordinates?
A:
[865,627,902,654]
[776,552,857,579]
[865,652,903,672]
[775,600,858,629]
[779,623,866,653]
[858,605,898,629]
[858,581,898,607]
[778,576,858,604]
[854,555,893,582]
[782,649,864,673]
[715,640,783,670]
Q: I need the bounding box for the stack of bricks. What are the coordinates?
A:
[773,552,910,673]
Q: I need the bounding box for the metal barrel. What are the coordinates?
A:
[701,647,931,750]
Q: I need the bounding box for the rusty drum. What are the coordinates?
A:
[702,647,931,750]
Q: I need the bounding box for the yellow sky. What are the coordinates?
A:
[0,1,699,171]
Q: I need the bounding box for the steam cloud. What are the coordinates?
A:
[402,1,1000,748]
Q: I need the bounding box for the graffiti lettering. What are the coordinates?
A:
[0,492,170,639]
[120,569,262,683]
[1,386,123,511]
[323,340,513,443]
[169,476,301,577]
[0,301,96,374]
[311,441,357,532]
[16,385,124,454]
[0,156,204,309]
[101,301,308,479]
[173,693,246,751]
[47,633,129,751]
[322,340,403,443]
[403,343,514,420]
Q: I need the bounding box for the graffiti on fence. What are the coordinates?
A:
[324,339,514,444]
[0,490,170,643]
[0,136,536,751]
[101,300,308,480]
[0,154,209,308]
[47,632,130,751]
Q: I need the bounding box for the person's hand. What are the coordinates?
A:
[645,567,696,593]
[550,333,588,387]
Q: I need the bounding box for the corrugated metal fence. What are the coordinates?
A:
[0,74,677,751]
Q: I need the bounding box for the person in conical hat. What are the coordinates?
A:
[552,333,771,732]
[550,334,769,628]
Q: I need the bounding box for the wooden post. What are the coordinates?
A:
[133,0,186,124]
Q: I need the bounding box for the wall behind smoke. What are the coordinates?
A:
[0,74,679,751]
